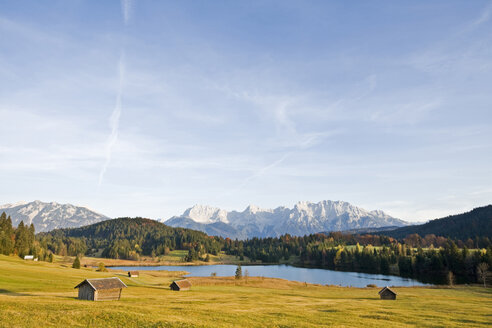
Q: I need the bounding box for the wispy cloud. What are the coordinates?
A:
[1,1,491,221]
[98,53,125,186]
[0,16,62,44]
[224,153,291,198]
[369,98,442,125]
[409,2,492,76]
[469,1,492,30]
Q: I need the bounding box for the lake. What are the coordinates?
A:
[111,264,430,287]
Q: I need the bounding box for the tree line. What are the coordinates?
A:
[1,213,490,285]
[0,212,54,261]
[225,232,492,284]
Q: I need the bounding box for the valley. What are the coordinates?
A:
[2,1,491,327]
[0,255,490,327]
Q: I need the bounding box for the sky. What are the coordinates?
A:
[0,0,491,222]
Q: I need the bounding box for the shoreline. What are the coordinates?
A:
[104,261,286,268]
[82,258,440,286]
[79,255,284,268]
[75,255,442,286]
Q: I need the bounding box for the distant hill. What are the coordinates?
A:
[0,200,109,232]
[380,205,492,240]
[339,226,404,235]
[41,217,222,259]
[165,200,408,239]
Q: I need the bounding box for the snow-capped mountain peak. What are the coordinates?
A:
[1,199,407,239]
[182,204,229,224]
[245,204,261,213]
[0,200,109,232]
[0,201,28,209]
[165,200,408,239]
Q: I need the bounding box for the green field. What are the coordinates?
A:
[74,250,248,268]
[0,255,490,327]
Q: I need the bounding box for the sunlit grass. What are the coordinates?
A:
[0,255,490,327]
[56,250,245,268]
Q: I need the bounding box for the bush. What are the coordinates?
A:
[366,284,377,288]
[97,262,108,272]
[72,256,81,269]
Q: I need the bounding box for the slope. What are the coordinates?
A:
[381,205,492,240]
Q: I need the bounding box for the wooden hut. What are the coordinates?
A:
[128,271,139,277]
[378,286,397,300]
[74,277,127,301]
[170,279,192,291]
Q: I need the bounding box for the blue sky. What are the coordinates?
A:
[1,0,491,222]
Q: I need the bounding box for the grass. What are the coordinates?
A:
[74,251,246,267]
[0,255,491,327]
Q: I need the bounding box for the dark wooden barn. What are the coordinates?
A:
[378,286,397,300]
[74,277,127,301]
[128,271,139,277]
[170,279,192,291]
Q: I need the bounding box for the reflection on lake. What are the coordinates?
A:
[111,264,431,287]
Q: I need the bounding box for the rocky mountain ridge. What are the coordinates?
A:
[165,200,407,239]
[0,200,109,232]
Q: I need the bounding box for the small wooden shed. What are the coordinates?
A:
[170,279,192,291]
[128,271,139,277]
[74,277,127,301]
[378,286,397,300]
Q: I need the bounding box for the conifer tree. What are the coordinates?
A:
[0,212,14,255]
[15,221,30,257]
[235,264,242,280]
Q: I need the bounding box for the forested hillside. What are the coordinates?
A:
[2,210,492,285]
[39,217,224,260]
[381,205,492,240]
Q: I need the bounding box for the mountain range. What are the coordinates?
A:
[2,200,489,241]
[0,200,109,232]
[164,200,408,239]
[0,200,407,238]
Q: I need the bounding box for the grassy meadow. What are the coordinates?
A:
[73,250,247,268]
[0,255,491,327]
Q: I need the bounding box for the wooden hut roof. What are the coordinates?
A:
[74,277,127,290]
[171,279,192,289]
[128,271,139,275]
[378,286,396,295]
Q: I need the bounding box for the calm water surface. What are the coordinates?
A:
[112,264,430,287]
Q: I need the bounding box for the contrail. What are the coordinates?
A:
[121,0,133,25]
[223,153,291,198]
[98,53,125,186]
[98,0,134,186]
